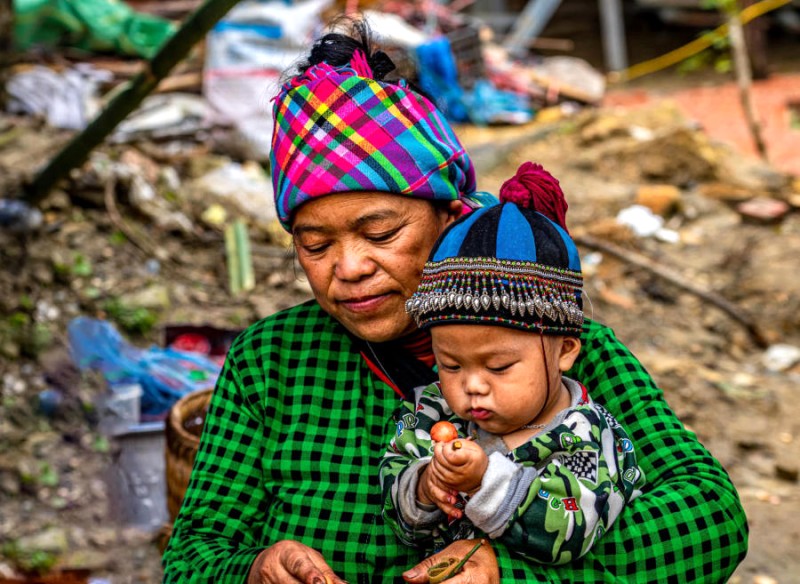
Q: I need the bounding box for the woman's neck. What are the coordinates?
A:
[395,328,435,368]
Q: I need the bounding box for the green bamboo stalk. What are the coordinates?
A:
[224,221,241,296]
[234,219,255,292]
[23,0,242,204]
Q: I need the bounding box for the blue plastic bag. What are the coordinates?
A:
[68,317,222,417]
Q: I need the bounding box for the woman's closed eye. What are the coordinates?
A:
[300,241,330,254]
[294,231,331,254]
[365,227,401,243]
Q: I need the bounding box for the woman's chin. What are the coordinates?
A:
[339,311,417,343]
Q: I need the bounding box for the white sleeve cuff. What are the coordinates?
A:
[465,452,538,538]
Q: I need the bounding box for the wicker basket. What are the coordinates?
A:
[165,387,213,521]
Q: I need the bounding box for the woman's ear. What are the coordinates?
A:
[558,337,582,372]
[440,199,465,227]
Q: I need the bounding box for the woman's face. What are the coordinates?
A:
[292,193,461,342]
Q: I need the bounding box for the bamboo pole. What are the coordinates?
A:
[23,0,242,205]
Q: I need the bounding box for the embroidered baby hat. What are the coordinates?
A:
[406,162,584,336]
[270,45,477,231]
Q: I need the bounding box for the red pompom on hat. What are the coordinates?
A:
[499,162,569,232]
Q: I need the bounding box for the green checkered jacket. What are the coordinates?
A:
[162,300,747,583]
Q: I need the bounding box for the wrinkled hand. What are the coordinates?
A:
[418,440,488,518]
[247,540,347,584]
[402,539,498,584]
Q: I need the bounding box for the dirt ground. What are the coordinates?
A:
[2,42,800,584]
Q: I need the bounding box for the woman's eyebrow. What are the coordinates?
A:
[293,210,402,236]
[349,210,402,230]
[292,224,329,237]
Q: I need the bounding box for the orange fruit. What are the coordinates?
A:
[430,420,458,442]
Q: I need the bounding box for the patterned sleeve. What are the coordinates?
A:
[466,404,644,565]
[380,383,468,548]
[490,320,748,582]
[161,336,268,581]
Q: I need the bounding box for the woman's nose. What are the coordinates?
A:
[333,246,377,281]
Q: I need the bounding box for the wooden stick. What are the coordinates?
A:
[574,233,769,347]
[104,177,157,259]
[728,13,768,161]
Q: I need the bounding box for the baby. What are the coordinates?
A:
[380,163,645,564]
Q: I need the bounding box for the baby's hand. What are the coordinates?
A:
[415,439,486,520]
[430,439,488,495]
[417,466,463,519]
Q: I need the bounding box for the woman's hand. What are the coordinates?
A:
[247,540,346,584]
[402,539,499,583]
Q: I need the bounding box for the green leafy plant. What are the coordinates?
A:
[109,230,128,245]
[70,253,93,277]
[52,252,94,280]
[103,297,157,335]
[0,312,53,358]
[1,541,58,574]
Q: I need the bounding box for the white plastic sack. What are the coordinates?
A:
[203,0,332,160]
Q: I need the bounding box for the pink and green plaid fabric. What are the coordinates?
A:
[270,56,477,230]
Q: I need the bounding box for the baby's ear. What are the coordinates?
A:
[558,337,582,372]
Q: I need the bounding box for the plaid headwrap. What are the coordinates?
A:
[270,51,477,230]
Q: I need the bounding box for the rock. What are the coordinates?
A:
[579,114,629,144]
[88,527,118,547]
[775,462,799,483]
[697,182,758,203]
[762,344,800,372]
[16,526,69,554]
[119,284,171,311]
[31,262,55,285]
[579,218,636,244]
[721,155,790,192]
[42,190,71,211]
[0,562,15,578]
[119,148,161,185]
[60,548,112,571]
[0,471,20,495]
[0,339,21,360]
[736,197,791,224]
[634,184,682,216]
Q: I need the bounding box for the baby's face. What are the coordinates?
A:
[431,324,571,436]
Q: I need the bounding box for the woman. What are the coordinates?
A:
[162,20,747,583]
